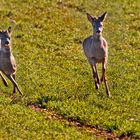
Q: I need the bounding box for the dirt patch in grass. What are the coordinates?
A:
[29,105,130,140]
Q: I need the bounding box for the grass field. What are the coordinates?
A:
[0,0,140,139]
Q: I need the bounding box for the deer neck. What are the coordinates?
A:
[93,34,102,42]
[0,47,12,55]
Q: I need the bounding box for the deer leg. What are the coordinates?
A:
[96,69,100,85]
[12,73,16,94]
[104,77,111,97]
[91,63,100,89]
[101,61,111,97]
[0,72,8,87]
[5,74,23,96]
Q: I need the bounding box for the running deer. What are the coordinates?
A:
[0,27,23,96]
[83,12,111,97]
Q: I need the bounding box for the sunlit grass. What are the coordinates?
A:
[0,0,139,139]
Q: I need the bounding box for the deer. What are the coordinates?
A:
[83,12,111,97]
[0,26,23,96]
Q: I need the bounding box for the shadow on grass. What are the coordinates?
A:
[26,95,139,140]
[28,96,50,109]
[119,131,139,140]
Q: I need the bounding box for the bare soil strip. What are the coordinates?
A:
[29,105,131,140]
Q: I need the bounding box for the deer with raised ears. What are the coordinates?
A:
[0,27,23,96]
[83,12,111,97]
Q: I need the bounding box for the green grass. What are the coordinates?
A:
[0,96,96,140]
[0,0,140,139]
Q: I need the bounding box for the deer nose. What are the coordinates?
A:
[5,41,9,45]
[96,30,101,33]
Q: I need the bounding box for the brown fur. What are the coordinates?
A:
[0,27,23,95]
[83,12,110,97]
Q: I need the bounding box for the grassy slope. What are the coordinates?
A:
[0,96,96,140]
[0,0,140,139]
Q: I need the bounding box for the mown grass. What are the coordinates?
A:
[0,0,140,139]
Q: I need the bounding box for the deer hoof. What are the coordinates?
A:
[3,81,8,87]
[95,83,99,89]
[107,91,111,97]
[20,92,24,96]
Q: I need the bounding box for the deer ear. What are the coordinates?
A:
[98,12,107,22]
[7,26,12,34]
[87,13,95,23]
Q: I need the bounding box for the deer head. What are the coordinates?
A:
[87,12,107,36]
